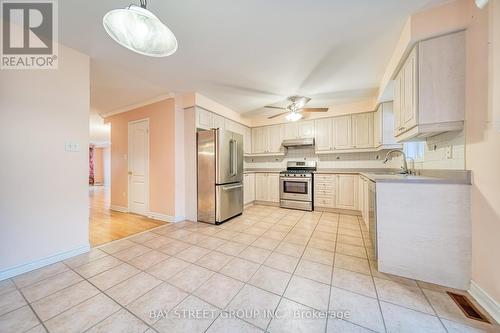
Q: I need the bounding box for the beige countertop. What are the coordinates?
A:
[244,168,471,184]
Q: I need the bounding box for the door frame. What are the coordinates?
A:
[127,118,150,215]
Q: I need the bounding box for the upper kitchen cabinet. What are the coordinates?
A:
[284,120,314,140]
[332,115,354,150]
[196,108,214,130]
[393,31,465,141]
[244,127,252,155]
[196,107,226,130]
[352,113,373,148]
[251,125,284,155]
[213,113,226,130]
[374,102,401,149]
[314,118,333,151]
[268,125,284,153]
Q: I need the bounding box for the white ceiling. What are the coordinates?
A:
[59,0,447,117]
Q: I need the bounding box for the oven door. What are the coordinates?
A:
[280,177,312,202]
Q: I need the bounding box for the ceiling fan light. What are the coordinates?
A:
[103,5,178,57]
[286,112,303,122]
[475,0,488,8]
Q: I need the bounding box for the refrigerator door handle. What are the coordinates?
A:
[222,184,243,191]
[233,139,238,177]
[229,139,233,176]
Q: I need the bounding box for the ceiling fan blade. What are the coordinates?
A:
[267,112,289,119]
[301,108,329,112]
[264,106,287,110]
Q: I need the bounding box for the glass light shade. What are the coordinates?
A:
[103,5,178,57]
[286,112,303,122]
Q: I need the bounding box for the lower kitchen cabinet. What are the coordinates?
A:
[243,173,255,205]
[314,174,336,209]
[336,174,358,210]
[358,175,370,229]
[255,173,279,203]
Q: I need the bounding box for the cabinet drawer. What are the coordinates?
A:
[314,198,335,207]
[315,189,334,196]
[315,181,335,187]
[314,175,335,181]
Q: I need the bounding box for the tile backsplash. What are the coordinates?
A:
[244,147,401,170]
[414,130,465,170]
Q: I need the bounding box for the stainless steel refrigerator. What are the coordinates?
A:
[197,129,243,224]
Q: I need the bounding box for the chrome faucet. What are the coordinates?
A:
[383,149,409,174]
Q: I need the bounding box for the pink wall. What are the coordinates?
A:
[93,147,104,184]
[106,98,176,217]
[465,0,500,306]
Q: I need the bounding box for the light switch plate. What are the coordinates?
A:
[446,146,453,159]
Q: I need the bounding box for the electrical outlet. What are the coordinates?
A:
[64,141,80,152]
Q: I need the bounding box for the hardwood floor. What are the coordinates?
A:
[89,186,164,247]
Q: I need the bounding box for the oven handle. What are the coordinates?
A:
[280,177,312,182]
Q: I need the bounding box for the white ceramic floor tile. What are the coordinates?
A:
[284,276,330,310]
[106,272,162,306]
[154,295,219,333]
[267,298,327,333]
[44,293,120,333]
[86,308,149,333]
[127,282,188,324]
[249,266,291,296]
[193,273,244,309]
[219,257,260,282]
[168,264,214,293]
[330,287,385,332]
[206,316,264,333]
[374,277,434,314]
[380,301,446,333]
[332,268,376,298]
[227,284,281,329]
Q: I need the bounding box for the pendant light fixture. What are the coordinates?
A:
[103,0,178,57]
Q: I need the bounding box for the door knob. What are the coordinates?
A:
[128,171,132,175]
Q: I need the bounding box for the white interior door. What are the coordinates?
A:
[128,119,149,215]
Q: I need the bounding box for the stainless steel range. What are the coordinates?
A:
[280,161,316,211]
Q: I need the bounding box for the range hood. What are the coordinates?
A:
[282,138,315,147]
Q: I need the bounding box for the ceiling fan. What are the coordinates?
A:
[265,96,328,120]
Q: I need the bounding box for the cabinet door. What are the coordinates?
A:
[255,174,268,201]
[248,174,255,203]
[333,115,353,149]
[358,176,364,211]
[336,175,357,210]
[353,113,374,148]
[284,122,299,140]
[251,127,268,154]
[213,114,225,130]
[393,69,404,136]
[197,109,213,130]
[244,127,252,155]
[373,106,382,147]
[243,174,250,204]
[298,120,315,138]
[402,48,418,131]
[267,174,280,203]
[314,119,332,151]
[363,179,370,230]
[243,173,255,204]
[268,125,284,153]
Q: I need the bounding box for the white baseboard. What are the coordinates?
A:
[110,205,129,213]
[469,280,500,324]
[0,244,90,281]
[148,211,185,223]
